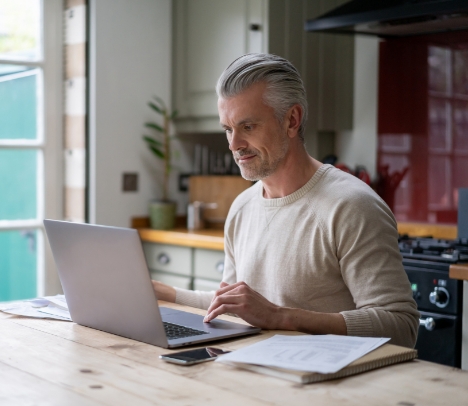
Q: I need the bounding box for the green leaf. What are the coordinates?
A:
[148,102,163,115]
[143,136,163,147]
[149,145,165,159]
[170,109,178,120]
[152,95,167,111]
[145,122,163,132]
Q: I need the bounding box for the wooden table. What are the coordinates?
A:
[1,302,468,405]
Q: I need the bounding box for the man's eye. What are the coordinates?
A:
[244,125,252,131]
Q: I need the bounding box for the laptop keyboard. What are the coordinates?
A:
[163,321,209,340]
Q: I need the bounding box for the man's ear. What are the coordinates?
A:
[285,104,302,139]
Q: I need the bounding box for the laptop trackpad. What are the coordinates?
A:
[159,306,246,331]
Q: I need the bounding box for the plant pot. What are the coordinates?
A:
[149,200,177,230]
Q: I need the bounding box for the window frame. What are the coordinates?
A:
[0,0,64,296]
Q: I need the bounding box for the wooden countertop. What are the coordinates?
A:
[396,222,457,239]
[2,302,468,404]
[449,263,468,280]
[138,228,224,251]
[138,222,458,252]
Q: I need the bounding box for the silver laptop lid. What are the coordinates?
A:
[44,220,168,347]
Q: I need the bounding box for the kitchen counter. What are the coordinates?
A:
[449,263,468,281]
[1,302,468,405]
[137,222,457,251]
[138,228,224,251]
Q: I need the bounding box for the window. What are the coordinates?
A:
[0,0,63,300]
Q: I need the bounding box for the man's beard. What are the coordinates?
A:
[233,136,289,181]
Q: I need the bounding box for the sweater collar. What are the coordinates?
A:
[258,164,331,207]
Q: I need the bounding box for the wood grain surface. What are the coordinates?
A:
[138,228,224,251]
[449,263,468,280]
[1,302,468,405]
[397,222,457,239]
[189,176,252,225]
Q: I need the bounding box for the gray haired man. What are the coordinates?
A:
[153,53,419,347]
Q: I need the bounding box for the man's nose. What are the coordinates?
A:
[228,130,246,151]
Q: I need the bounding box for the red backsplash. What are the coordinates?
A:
[378,32,468,224]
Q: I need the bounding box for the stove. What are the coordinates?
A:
[399,236,468,367]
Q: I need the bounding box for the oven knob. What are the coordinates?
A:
[429,287,450,308]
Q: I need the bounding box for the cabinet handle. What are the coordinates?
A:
[249,23,261,31]
[419,317,436,331]
[215,260,224,274]
[157,253,170,265]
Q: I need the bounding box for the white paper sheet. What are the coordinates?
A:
[216,335,390,374]
[32,295,68,310]
[0,295,71,321]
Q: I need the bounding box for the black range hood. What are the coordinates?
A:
[305,0,468,38]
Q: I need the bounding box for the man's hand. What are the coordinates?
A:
[151,280,176,302]
[204,281,348,336]
[203,281,282,329]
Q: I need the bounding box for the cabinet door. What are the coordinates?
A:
[143,242,192,276]
[173,0,267,131]
[151,271,192,290]
[194,278,220,292]
[194,248,225,282]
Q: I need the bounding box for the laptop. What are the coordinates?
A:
[43,220,260,348]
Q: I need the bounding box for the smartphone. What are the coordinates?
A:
[159,347,231,365]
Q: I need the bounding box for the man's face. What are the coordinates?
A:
[218,83,289,181]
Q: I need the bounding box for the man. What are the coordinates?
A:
[153,53,419,347]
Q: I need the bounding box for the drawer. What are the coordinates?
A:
[150,271,192,290]
[143,243,192,276]
[194,278,221,292]
[193,248,225,282]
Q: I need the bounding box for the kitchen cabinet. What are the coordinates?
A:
[173,0,267,133]
[172,0,354,156]
[142,241,224,291]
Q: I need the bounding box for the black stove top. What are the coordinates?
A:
[398,235,468,264]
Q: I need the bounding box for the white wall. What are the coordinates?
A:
[89,0,190,227]
[336,35,380,180]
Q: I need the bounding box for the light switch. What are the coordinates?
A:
[122,173,138,192]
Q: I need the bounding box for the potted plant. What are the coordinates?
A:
[143,96,178,230]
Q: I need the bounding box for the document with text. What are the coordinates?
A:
[217,334,390,374]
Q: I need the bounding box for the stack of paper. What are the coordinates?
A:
[217,335,390,374]
[216,335,416,384]
[0,295,72,321]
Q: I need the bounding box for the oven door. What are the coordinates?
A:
[416,311,461,368]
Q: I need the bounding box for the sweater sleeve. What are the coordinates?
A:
[174,288,214,310]
[330,189,420,348]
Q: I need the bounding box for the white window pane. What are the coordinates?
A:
[0,0,41,61]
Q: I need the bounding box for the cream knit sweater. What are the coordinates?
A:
[175,164,420,347]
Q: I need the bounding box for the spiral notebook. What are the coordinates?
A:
[225,344,417,384]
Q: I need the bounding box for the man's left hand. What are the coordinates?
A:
[203,281,282,329]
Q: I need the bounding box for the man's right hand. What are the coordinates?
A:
[151,280,176,302]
